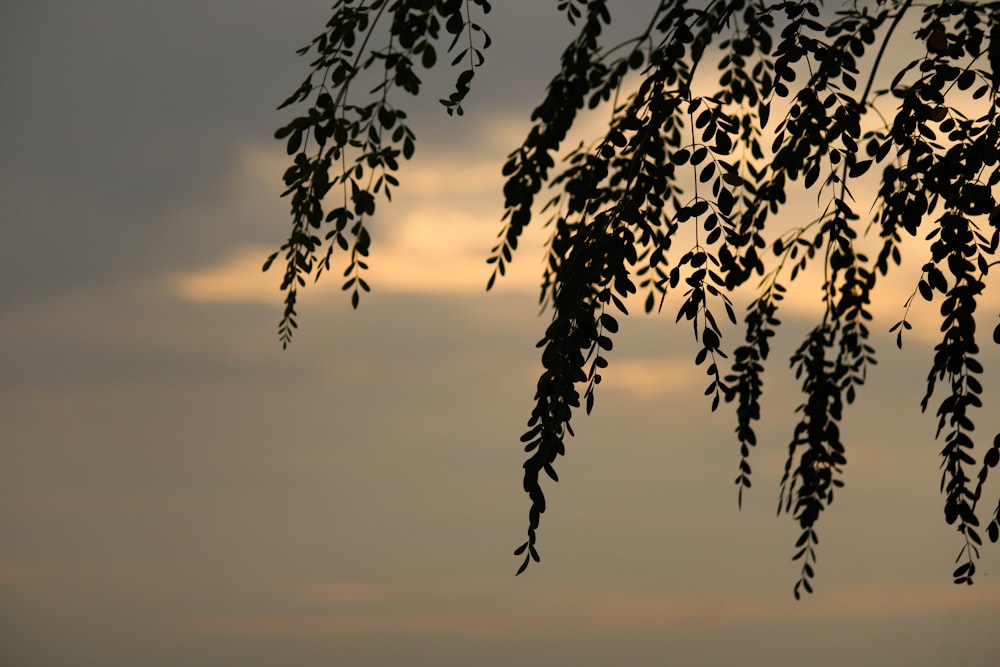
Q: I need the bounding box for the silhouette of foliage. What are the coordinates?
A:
[270,0,1000,597]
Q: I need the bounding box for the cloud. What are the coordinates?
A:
[168,140,550,303]
[177,578,1000,641]
[599,356,703,399]
[170,245,287,304]
[180,608,560,641]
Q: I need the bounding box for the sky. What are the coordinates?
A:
[2,1,999,666]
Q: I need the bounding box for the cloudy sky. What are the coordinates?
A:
[2,1,999,665]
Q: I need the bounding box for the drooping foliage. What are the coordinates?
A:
[268,0,1000,597]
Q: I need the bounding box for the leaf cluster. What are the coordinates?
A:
[266,0,492,346]
[273,0,1000,596]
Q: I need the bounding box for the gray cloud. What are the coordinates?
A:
[0,0,663,308]
[0,1,329,305]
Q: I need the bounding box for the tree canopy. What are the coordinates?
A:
[267,0,1000,598]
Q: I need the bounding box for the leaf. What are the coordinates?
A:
[849,160,872,177]
[918,280,933,301]
[446,12,464,35]
[985,447,999,468]
[927,27,947,53]
[456,69,474,90]
[703,329,720,350]
[927,106,948,122]
[287,129,303,155]
[421,44,437,69]
[671,148,691,164]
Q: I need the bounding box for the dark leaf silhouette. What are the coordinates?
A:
[269,0,1000,597]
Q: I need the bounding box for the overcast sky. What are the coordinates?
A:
[2,2,999,666]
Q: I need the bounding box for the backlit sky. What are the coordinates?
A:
[2,2,999,665]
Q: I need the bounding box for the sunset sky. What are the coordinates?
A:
[2,1,999,665]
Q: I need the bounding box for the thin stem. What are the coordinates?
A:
[859,0,914,107]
